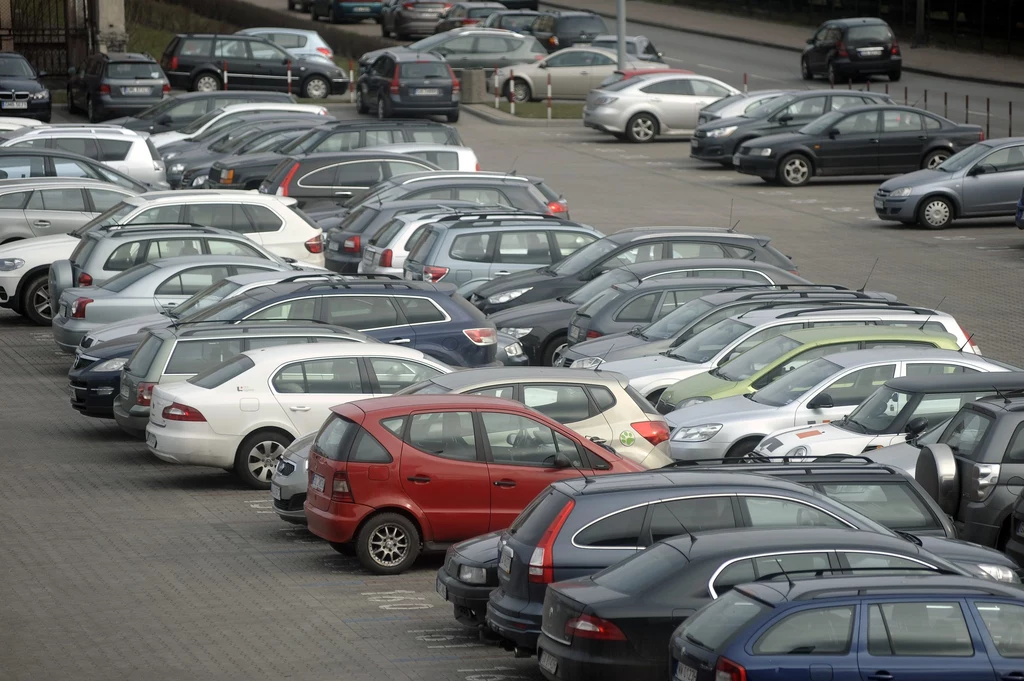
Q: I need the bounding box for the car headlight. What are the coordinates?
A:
[458,565,488,584]
[677,396,711,409]
[785,445,809,458]
[503,341,524,358]
[671,423,722,442]
[92,357,127,372]
[163,151,178,160]
[487,287,532,304]
[571,357,604,370]
[169,163,185,174]
[593,96,617,106]
[30,89,49,100]
[888,187,913,198]
[706,126,737,138]
[499,327,532,339]
[751,148,773,157]
[0,258,25,271]
[191,174,208,187]
[964,562,1020,583]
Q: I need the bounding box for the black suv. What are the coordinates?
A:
[66,52,170,123]
[110,90,297,134]
[206,119,461,191]
[357,51,460,122]
[527,11,608,53]
[0,51,51,122]
[801,17,902,83]
[160,33,349,99]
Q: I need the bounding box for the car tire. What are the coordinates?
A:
[381,21,389,36]
[509,78,531,103]
[800,57,813,80]
[287,0,294,9]
[446,109,459,123]
[921,149,949,170]
[303,75,330,99]
[22,273,52,326]
[66,87,78,113]
[777,153,812,187]
[889,69,902,82]
[86,96,101,123]
[377,95,391,120]
[355,512,421,575]
[329,541,356,556]
[918,195,954,229]
[542,335,567,367]
[355,86,369,114]
[191,72,221,92]
[625,112,658,143]
[234,430,293,489]
[726,437,762,460]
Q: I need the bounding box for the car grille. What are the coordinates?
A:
[273,493,305,512]
[72,354,97,371]
[209,167,222,183]
[876,188,892,198]
[0,91,29,101]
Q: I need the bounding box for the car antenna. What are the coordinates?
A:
[726,199,734,231]
[729,219,740,234]
[856,257,880,292]
[503,154,521,179]
[772,557,796,592]
[958,333,976,353]
[917,295,945,330]
[993,385,1012,405]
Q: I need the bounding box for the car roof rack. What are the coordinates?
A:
[774,304,937,318]
[171,317,331,329]
[295,280,433,292]
[97,222,221,235]
[275,272,400,284]
[663,455,877,468]
[730,288,885,301]
[732,298,910,317]
[717,284,851,293]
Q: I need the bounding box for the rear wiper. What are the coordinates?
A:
[685,633,710,650]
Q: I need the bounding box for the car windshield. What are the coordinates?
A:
[401,62,450,78]
[676,590,770,652]
[702,93,745,113]
[106,62,161,79]
[668,318,754,363]
[599,74,652,91]
[73,202,136,235]
[847,24,893,42]
[0,56,34,78]
[716,334,803,381]
[566,267,639,303]
[800,111,847,135]
[819,482,939,531]
[408,34,453,51]
[101,263,158,292]
[935,143,991,172]
[745,93,797,119]
[592,40,637,55]
[245,130,300,153]
[188,354,255,389]
[172,279,246,318]
[135,97,179,120]
[500,14,536,30]
[551,238,617,275]
[180,108,223,135]
[209,127,261,153]
[468,7,497,17]
[750,357,840,406]
[840,386,994,436]
[642,299,714,340]
[561,16,607,32]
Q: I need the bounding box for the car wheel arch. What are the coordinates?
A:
[354,504,430,544]
[418,345,464,367]
[238,425,297,451]
[921,145,955,162]
[14,263,52,302]
[919,190,962,217]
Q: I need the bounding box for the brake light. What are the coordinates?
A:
[99,84,111,95]
[534,54,544,60]
[136,381,156,407]
[565,613,627,641]
[403,1,414,7]
[220,169,235,185]
[715,657,747,681]
[528,498,574,583]
[70,297,93,319]
[162,402,206,422]
[548,36,559,47]
[78,271,93,286]
[423,265,449,282]
[343,235,360,253]
[332,473,353,502]
[379,248,393,268]
[316,46,333,58]
[585,330,601,340]
[836,41,848,57]
[277,162,300,197]
[463,327,497,345]
[891,40,900,55]
[462,17,479,24]
[169,56,179,70]
[161,83,170,94]
[305,235,325,254]
[959,325,978,348]
[446,63,460,95]
[546,199,568,216]
[632,420,670,447]
[475,162,481,171]
[979,130,986,142]
[391,64,401,95]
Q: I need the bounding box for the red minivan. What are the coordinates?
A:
[305,395,643,574]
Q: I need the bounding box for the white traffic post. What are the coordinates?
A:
[493,66,499,109]
[509,69,515,116]
[287,61,292,95]
[349,60,355,103]
[222,61,228,89]
[547,72,552,121]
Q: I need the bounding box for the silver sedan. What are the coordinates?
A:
[493,47,659,103]
[583,72,739,143]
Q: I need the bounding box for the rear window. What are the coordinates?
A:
[106,61,162,79]
[560,16,606,33]
[397,380,449,396]
[625,384,660,415]
[576,286,626,318]
[817,482,940,531]
[846,24,894,42]
[405,150,460,170]
[593,543,682,593]
[507,489,573,545]
[262,158,299,188]
[178,38,213,57]
[313,415,394,463]
[677,589,770,651]
[101,262,157,292]
[400,62,450,79]
[187,354,255,389]
[124,333,163,377]
[165,338,243,375]
[289,206,322,230]
[369,218,406,247]
[702,93,745,113]
[70,236,98,264]
[532,180,560,203]
[467,6,495,17]
[337,205,379,235]
[407,227,440,262]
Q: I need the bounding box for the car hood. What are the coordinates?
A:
[563,331,645,358]
[601,353,705,382]
[212,151,282,170]
[870,440,922,477]
[878,168,951,191]
[665,393,775,429]
[473,267,557,298]
[0,233,78,257]
[87,313,171,345]
[744,131,810,149]
[164,146,218,166]
[918,535,1019,569]
[489,298,579,327]
[360,45,412,66]
[0,77,45,93]
[660,370,740,406]
[451,531,501,568]
[756,422,873,458]
[700,114,761,132]
[159,139,202,158]
[151,130,187,148]
[81,332,151,361]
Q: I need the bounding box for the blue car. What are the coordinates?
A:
[671,574,1024,681]
[310,0,382,23]
[181,279,499,367]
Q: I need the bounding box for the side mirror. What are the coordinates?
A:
[38,70,48,78]
[552,453,573,468]
[807,392,834,409]
[905,415,929,440]
[157,114,173,125]
[538,61,547,69]
[969,163,995,176]
[777,113,793,124]
[828,128,841,139]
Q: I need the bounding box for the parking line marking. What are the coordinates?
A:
[697,63,732,73]
[748,73,784,82]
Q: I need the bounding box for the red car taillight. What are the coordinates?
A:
[979,130,986,142]
[390,64,401,95]
[715,657,747,681]
[78,271,93,286]
[162,402,206,422]
[169,56,179,70]
[632,420,670,447]
[463,327,497,346]
[343,235,361,253]
[548,36,559,47]
[402,1,415,7]
[70,297,93,319]
[528,498,575,583]
[317,46,333,58]
[462,17,479,24]
[446,63,460,95]
[276,162,300,197]
[332,473,353,502]
[379,248,393,268]
[546,199,568,216]
[136,381,156,407]
[99,84,111,95]
[585,330,601,340]
[891,40,900,55]
[161,83,171,94]
[423,265,449,282]
[565,613,627,641]
[305,235,325,254]
[835,41,849,57]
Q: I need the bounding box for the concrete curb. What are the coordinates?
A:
[542,1,1024,89]
[464,104,581,127]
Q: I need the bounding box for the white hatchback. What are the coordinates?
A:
[145,343,452,487]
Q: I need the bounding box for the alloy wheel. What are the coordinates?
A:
[926,153,948,169]
[630,116,655,142]
[549,342,568,367]
[305,77,328,99]
[512,81,529,103]
[195,75,219,92]
[246,440,284,483]
[32,284,51,321]
[368,523,409,567]
[782,157,810,185]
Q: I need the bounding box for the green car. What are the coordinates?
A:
[656,326,964,413]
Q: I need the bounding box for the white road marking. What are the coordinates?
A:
[664,56,688,64]
[748,73,785,83]
[697,63,732,73]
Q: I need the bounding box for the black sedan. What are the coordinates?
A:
[733,104,985,187]
[536,527,967,681]
[435,531,502,629]
[68,333,147,418]
[0,52,51,122]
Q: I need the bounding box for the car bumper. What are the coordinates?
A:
[0,270,22,306]
[668,439,732,461]
[304,498,374,544]
[330,78,351,95]
[113,396,149,438]
[272,489,308,524]
[486,590,542,650]
[436,568,493,619]
[68,373,119,418]
[387,96,459,116]
[833,56,902,76]
[96,94,165,117]
[874,195,923,221]
[537,634,663,681]
[690,136,740,162]
[582,106,625,134]
[395,17,439,33]
[333,3,382,18]
[52,316,94,353]
[146,422,239,468]
[0,99,51,120]
[733,154,777,178]
[324,249,361,273]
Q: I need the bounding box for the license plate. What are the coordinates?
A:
[70,385,78,400]
[732,153,741,165]
[691,138,699,148]
[436,577,447,600]
[329,242,340,251]
[120,383,130,400]
[539,651,558,675]
[122,87,149,95]
[353,5,370,10]
[415,88,440,96]
[499,545,513,573]
[874,197,884,210]
[675,662,697,681]
[312,473,326,492]
[59,302,67,317]
[146,432,156,448]
[1,101,27,109]
[271,483,281,500]
[568,327,580,342]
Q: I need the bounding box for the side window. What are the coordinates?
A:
[370,358,443,394]
[104,241,143,270]
[642,79,692,96]
[831,95,868,111]
[553,231,597,258]
[53,158,96,179]
[940,410,994,460]
[469,385,514,399]
[868,602,973,656]
[979,145,1024,172]
[599,243,663,269]
[127,205,184,224]
[481,411,582,467]
[407,129,451,144]
[740,496,847,529]
[386,160,432,178]
[157,265,231,296]
[315,131,361,153]
[0,190,29,209]
[249,40,288,61]
[0,155,46,178]
[409,188,454,200]
[165,339,243,374]
[883,110,923,132]
[87,189,129,212]
[821,363,897,407]
[713,559,756,594]
[407,411,477,462]
[247,298,317,321]
[335,161,385,186]
[475,36,511,53]
[450,233,494,262]
[590,53,615,66]
[615,293,660,323]
[300,166,337,187]
[350,430,393,463]
[205,240,264,258]
[274,358,363,394]
[1003,424,1024,463]
[214,39,249,59]
[97,139,133,162]
[649,496,737,543]
[453,187,512,205]
[187,203,249,231]
[521,384,591,423]
[52,136,100,159]
[395,296,445,324]
[574,506,646,548]
[179,38,213,56]
[834,110,881,135]
[589,386,616,412]
[322,295,401,329]
[842,552,935,576]
[363,130,401,146]
[246,336,310,350]
[783,96,826,117]
[671,241,726,258]
[753,552,832,581]
[690,80,732,97]
[242,205,284,233]
[924,115,942,130]
[27,189,87,211]
[729,323,804,356]
[496,231,552,265]
[754,606,854,655]
[908,390,993,428]
[974,602,1024,658]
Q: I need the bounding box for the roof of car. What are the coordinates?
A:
[593,34,646,43]
[623,277,756,293]
[0,177,126,190]
[320,118,454,130]
[219,269,325,287]
[882,370,1024,394]
[6,126,148,140]
[806,347,999,369]
[363,143,471,154]
[424,212,590,229]
[420,367,630,390]
[828,17,891,27]
[246,278,451,299]
[120,190,298,207]
[772,325,958,345]
[662,527,934,561]
[132,255,280,272]
[389,171,539,185]
[218,102,327,114]
[542,9,602,17]
[89,223,249,240]
[237,27,322,35]
[731,304,943,323]
[450,1,506,6]
[390,50,449,62]
[241,340,426,364]
[552,468,812,497]
[160,91,294,101]
[614,259,793,278]
[102,52,156,62]
[285,149,429,164]
[161,321,370,340]
[740,574,1023,605]
[603,227,765,244]
[335,393,542,415]
[694,286,888,307]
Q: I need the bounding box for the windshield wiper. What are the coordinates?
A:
[895,530,922,546]
[838,416,866,433]
[627,326,647,339]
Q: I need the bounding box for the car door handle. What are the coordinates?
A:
[869,138,880,143]
[917,135,928,140]
[33,220,50,227]
[493,479,516,488]
[587,436,607,445]
[1001,674,1024,681]
[389,338,411,344]
[289,406,311,412]
[161,301,177,308]
[867,672,894,681]
[407,475,431,483]
[494,270,510,276]
[648,97,661,102]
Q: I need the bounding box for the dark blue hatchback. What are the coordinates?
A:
[670,575,1024,681]
[177,279,498,367]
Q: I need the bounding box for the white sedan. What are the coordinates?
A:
[145,344,451,488]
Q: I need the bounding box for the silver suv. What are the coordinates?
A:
[0,177,137,243]
[0,126,168,188]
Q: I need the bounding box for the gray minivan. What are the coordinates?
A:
[402,212,600,293]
